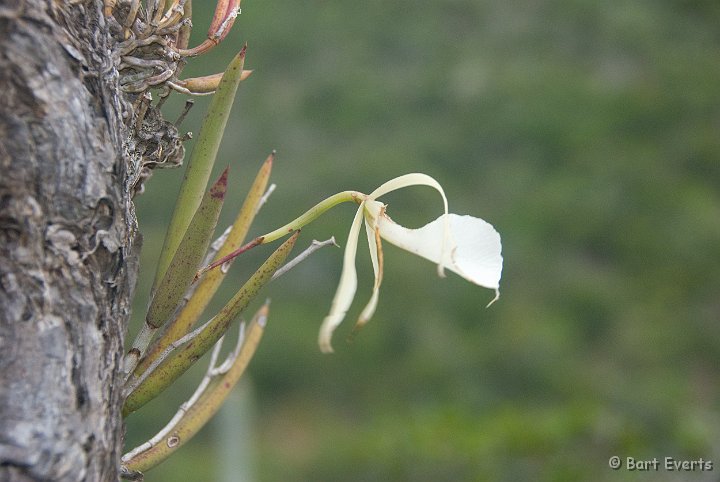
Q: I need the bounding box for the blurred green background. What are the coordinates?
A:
[124,0,720,480]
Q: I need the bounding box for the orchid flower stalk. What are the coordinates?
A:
[199,173,503,353]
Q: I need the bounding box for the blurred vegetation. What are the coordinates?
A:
[124,0,720,480]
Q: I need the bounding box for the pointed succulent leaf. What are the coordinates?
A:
[152,47,247,290]
[123,305,268,473]
[123,232,298,415]
[146,169,229,329]
[137,154,273,375]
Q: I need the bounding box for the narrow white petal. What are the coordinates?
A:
[378,213,503,293]
[368,173,449,215]
[367,173,450,276]
[318,204,365,353]
[356,212,383,328]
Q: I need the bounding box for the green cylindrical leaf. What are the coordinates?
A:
[146,168,229,329]
[136,153,274,376]
[123,305,268,473]
[123,232,299,415]
[152,48,247,291]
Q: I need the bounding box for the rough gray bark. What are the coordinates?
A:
[0,1,138,480]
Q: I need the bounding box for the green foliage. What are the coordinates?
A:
[124,232,298,415]
[136,156,273,378]
[152,49,247,290]
[128,0,720,480]
[146,169,228,330]
[124,305,269,473]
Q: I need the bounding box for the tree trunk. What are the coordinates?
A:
[0,1,137,480]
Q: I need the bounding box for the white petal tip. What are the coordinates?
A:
[353,315,373,336]
[318,322,336,354]
[318,333,335,353]
[486,289,500,308]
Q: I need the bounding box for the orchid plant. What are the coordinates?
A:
[111,0,502,477]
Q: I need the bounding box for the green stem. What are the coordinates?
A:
[261,190,362,244]
[195,190,362,279]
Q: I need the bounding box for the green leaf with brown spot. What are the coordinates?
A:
[135,153,274,377]
[123,231,299,415]
[122,304,269,473]
[146,168,228,330]
[152,48,247,291]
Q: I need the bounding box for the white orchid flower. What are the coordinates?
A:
[318,173,503,353]
[198,173,503,354]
